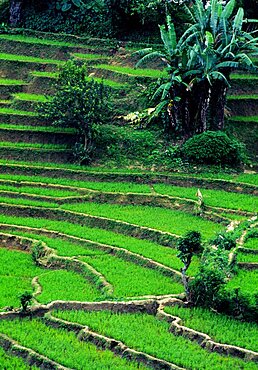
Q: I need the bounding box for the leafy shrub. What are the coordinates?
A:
[211,231,237,251]
[38,60,112,164]
[19,291,33,312]
[182,131,246,166]
[190,247,232,307]
[217,288,258,322]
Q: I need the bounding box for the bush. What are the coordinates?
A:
[190,247,232,307]
[38,60,112,164]
[182,131,246,166]
[211,231,237,251]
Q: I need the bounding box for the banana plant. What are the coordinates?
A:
[135,0,257,136]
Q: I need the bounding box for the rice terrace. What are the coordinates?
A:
[0,0,257,369]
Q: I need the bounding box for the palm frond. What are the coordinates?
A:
[136,51,166,68]
[221,0,235,20]
[233,7,244,33]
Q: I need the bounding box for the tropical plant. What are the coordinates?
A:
[136,0,258,137]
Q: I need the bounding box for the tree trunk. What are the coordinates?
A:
[209,80,228,130]
[9,0,23,27]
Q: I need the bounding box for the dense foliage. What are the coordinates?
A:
[137,0,258,136]
[38,60,111,164]
[182,131,246,166]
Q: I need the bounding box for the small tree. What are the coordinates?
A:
[38,60,111,164]
[177,231,202,301]
[19,291,33,313]
[189,246,232,307]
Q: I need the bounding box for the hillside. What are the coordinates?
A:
[0,29,257,370]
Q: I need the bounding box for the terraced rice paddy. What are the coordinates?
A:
[0,163,257,369]
[0,30,257,369]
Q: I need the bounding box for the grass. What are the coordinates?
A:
[53,310,257,369]
[0,196,58,208]
[30,71,58,78]
[0,173,152,193]
[0,247,41,308]
[61,202,223,239]
[227,94,258,100]
[0,346,37,369]
[0,183,81,197]
[73,52,110,60]
[0,34,102,50]
[0,107,37,115]
[231,73,258,80]
[244,238,258,250]
[163,305,258,352]
[0,123,75,133]
[94,64,168,78]
[0,141,70,149]
[226,269,258,303]
[13,93,51,102]
[0,215,199,275]
[0,318,147,370]
[0,159,256,186]
[228,115,258,123]
[153,184,258,212]
[0,53,63,65]
[38,270,102,303]
[86,76,128,89]
[80,253,183,297]
[0,78,27,85]
[237,252,258,263]
[9,231,104,257]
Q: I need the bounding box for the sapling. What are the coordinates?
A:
[19,291,33,313]
[177,231,202,301]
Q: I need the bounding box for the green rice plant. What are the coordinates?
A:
[94,64,168,78]
[0,248,41,308]
[228,116,258,123]
[164,305,258,352]
[0,124,75,133]
[0,159,257,186]
[0,184,81,197]
[0,346,37,369]
[230,74,258,80]
[244,238,258,250]
[61,202,222,239]
[0,78,27,85]
[227,94,258,100]
[13,93,52,102]
[0,196,58,208]
[0,319,147,370]
[0,214,199,275]
[30,71,58,78]
[73,53,110,60]
[37,270,102,303]
[10,231,105,257]
[0,34,98,49]
[237,252,258,263]
[85,76,127,89]
[0,107,36,115]
[80,253,183,297]
[226,270,258,303]
[0,173,151,193]
[0,53,63,65]
[153,184,258,212]
[53,310,257,369]
[0,142,70,149]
